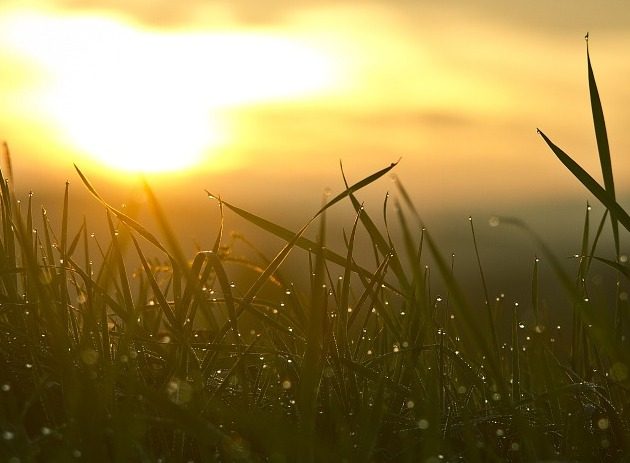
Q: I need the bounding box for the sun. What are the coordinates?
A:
[1,10,343,174]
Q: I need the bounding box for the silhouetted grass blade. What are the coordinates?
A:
[586,35,619,257]
[537,130,630,232]
[74,164,169,254]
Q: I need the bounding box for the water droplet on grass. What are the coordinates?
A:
[597,417,610,430]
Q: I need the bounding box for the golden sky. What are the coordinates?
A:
[1,0,629,214]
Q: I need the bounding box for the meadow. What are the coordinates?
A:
[1,39,629,462]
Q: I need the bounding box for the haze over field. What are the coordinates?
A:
[0,0,629,255]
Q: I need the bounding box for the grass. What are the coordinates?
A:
[1,38,629,462]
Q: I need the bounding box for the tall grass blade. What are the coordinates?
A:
[469,216,499,356]
[106,213,135,320]
[2,142,13,186]
[297,205,328,461]
[586,34,619,257]
[338,207,362,359]
[531,256,540,325]
[129,232,177,329]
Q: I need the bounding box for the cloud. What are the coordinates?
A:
[33,0,319,27]
[4,0,630,37]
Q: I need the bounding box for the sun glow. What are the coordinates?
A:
[0,10,343,173]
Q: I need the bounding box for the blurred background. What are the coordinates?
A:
[0,0,628,305]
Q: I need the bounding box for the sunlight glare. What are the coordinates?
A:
[1,10,343,173]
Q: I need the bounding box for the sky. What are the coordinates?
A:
[0,0,629,239]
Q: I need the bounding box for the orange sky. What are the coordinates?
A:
[0,0,629,215]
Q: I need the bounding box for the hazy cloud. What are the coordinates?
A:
[23,0,630,35]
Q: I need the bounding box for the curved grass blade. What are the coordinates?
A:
[340,163,410,292]
[107,212,134,318]
[586,34,619,257]
[338,206,362,359]
[74,165,169,254]
[585,255,630,280]
[322,160,399,215]
[129,232,177,330]
[206,161,401,297]
[537,130,630,233]
[469,216,499,356]
[203,251,241,344]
